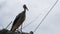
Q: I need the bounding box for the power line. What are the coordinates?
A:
[5,21,12,29]
[0,25,4,29]
[17,13,41,31]
[34,0,59,32]
[22,13,41,29]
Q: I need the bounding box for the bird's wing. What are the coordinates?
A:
[12,11,24,26]
[13,14,21,25]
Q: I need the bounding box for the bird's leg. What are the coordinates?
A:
[21,24,22,32]
[20,24,23,34]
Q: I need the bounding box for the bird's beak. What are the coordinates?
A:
[23,4,29,11]
[26,8,29,11]
[25,5,28,11]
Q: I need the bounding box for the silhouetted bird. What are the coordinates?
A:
[10,4,28,32]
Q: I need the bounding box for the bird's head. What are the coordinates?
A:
[23,4,28,11]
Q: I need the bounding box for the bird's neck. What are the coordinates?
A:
[24,9,26,11]
[23,9,26,13]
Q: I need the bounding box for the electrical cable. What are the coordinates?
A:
[22,13,41,29]
[5,21,12,29]
[33,0,58,32]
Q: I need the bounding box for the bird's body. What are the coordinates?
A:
[10,4,28,32]
[11,11,26,32]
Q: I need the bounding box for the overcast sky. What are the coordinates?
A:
[0,0,60,34]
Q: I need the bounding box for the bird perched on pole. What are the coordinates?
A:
[10,4,28,32]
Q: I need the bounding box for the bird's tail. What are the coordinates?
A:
[10,27,13,31]
[10,26,16,32]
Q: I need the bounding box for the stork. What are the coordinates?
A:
[10,4,28,32]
